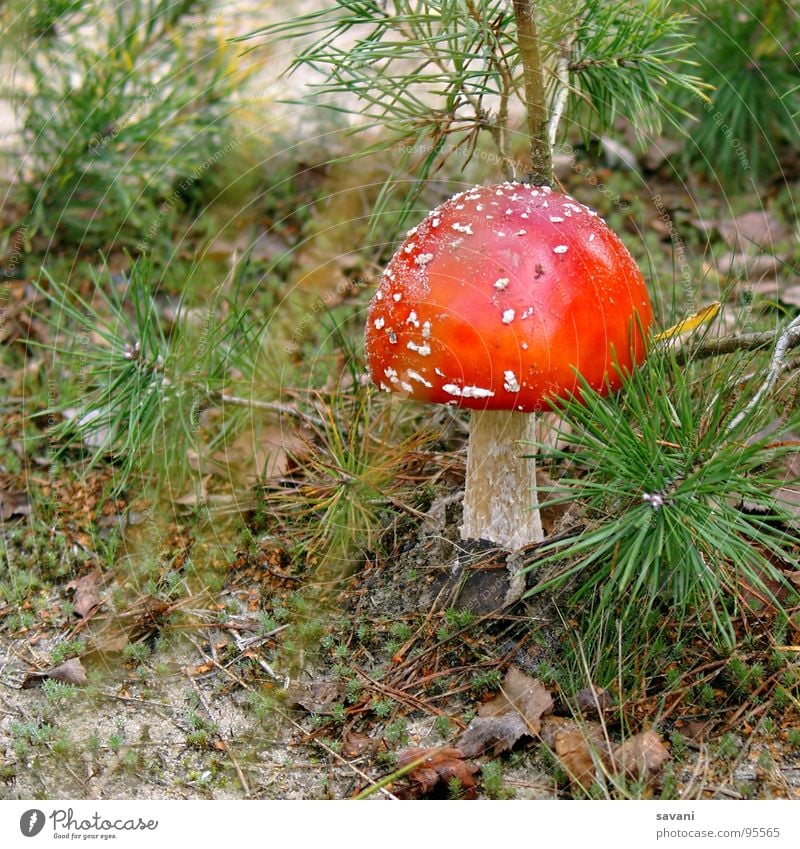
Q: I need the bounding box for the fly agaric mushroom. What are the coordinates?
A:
[364,182,652,550]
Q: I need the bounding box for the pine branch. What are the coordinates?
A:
[239,1,705,234]
[674,331,782,364]
[548,53,570,147]
[216,393,325,427]
[725,314,800,434]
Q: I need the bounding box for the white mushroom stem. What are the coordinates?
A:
[460,409,543,550]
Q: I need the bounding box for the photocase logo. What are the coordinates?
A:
[20,810,45,837]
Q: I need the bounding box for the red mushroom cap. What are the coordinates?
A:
[364,182,652,412]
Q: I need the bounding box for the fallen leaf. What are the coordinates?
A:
[677,719,712,743]
[457,666,554,757]
[67,570,103,618]
[770,446,800,531]
[77,596,172,656]
[655,301,720,342]
[540,716,610,791]
[192,417,307,484]
[477,666,554,734]
[718,251,784,282]
[744,276,781,299]
[611,730,670,781]
[575,686,615,719]
[251,421,306,481]
[555,728,607,790]
[716,210,791,253]
[396,747,478,798]
[537,468,581,536]
[343,730,376,758]
[779,285,800,309]
[283,680,341,715]
[733,559,789,614]
[0,489,30,521]
[22,657,88,688]
[457,713,529,758]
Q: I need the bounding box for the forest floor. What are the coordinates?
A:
[1,435,799,800]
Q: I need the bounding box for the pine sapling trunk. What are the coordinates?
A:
[512,0,553,185]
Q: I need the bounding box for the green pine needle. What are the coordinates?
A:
[32,256,265,494]
[525,348,799,649]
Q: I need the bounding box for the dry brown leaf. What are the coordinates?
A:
[195,420,307,484]
[715,210,791,253]
[611,730,670,781]
[396,747,478,798]
[477,666,554,734]
[343,731,376,758]
[555,729,607,790]
[540,716,610,791]
[78,596,172,656]
[779,285,800,309]
[536,469,582,536]
[745,276,782,298]
[457,713,529,758]
[734,560,790,614]
[539,715,606,746]
[718,252,782,281]
[771,448,800,531]
[575,686,615,719]
[67,570,103,618]
[677,719,712,743]
[283,680,341,715]
[0,489,31,521]
[457,667,554,757]
[22,657,88,689]
[255,422,306,480]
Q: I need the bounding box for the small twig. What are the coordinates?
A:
[354,666,466,727]
[216,393,324,427]
[512,0,552,184]
[725,314,800,433]
[674,330,784,364]
[548,53,570,148]
[464,0,515,178]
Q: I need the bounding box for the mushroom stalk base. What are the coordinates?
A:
[461,409,543,551]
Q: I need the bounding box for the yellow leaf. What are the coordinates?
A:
[655,301,721,342]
